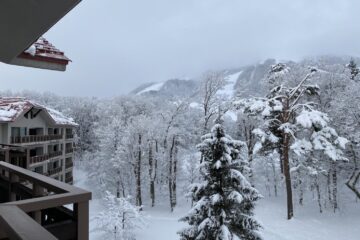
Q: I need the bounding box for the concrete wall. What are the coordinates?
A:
[0,124,8,144]
[10,111,48,129]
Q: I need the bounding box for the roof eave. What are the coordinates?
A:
[0,0,81,64]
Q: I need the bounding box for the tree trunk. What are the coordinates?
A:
[279,148,284,174]
[265,161,271,197]
[116,170,121,198]
[135,134,142,209]
[172,137,178,209]
[271,157,278,197]
[148,140,156,207]
[243,120,255,186]
[248,153,254,186]
[327,170,332,207]
[168,136,177,212]
[283,132,294,220]
[331,161,338,212]
[153,140,158,205]
[315,175,323,213]
[298,170,304,206]
[346,144,360,199]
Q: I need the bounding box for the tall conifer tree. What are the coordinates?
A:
[179,119,262,240]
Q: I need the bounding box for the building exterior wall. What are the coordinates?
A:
[0,124,8,144]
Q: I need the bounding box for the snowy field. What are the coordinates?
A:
[74,168,360,240]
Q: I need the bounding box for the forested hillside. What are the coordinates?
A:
[3,56,360,239]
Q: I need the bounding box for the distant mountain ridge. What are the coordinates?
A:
[130,56,359,99]
[130,78,199,98]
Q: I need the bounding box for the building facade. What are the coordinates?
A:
[0,97,77,184]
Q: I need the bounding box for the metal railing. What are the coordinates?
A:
[48,167,62,176]
[11,135,63,144]
[65,176,73,184]
[65,162,74,169]
[0,161,91,240]
[65,148,74,154]
[65,134,74,139]
[30,151,63,165]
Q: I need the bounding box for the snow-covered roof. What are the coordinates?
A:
[0,97,77,127]
[22,37,71,63]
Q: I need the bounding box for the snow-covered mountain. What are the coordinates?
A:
[130,58,278,100]
[130,78,199,98]
[130,56,357,100]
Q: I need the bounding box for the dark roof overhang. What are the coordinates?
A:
[0,0,81,67]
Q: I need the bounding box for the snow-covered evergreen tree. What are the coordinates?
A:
[346,59,359,80]
[94,191,146,240]
[179,120,262,240]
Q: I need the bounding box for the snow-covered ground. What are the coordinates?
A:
[74,168,360,240]
[256,197,360,240]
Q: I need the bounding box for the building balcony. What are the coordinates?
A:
[65,148,74,154]
[66,161,74,169]
[29,151,63,165]
[0,161,91,240]
[65,176,73,184]
[48,167,62,176]
[66,134,74,139]
[11,134,63,144]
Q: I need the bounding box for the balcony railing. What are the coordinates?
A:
[11,134,63,144]
[48,167,62,176]
[66,161,74,169]
[65,176,73,184]
[0,161,91,240]
[66,134,74,139]
[65,148,74,154]
[30,151,63,164]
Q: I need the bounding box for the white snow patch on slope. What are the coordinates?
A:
[217,71,243,99]
[137,82,165,95]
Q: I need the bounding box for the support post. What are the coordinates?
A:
[9,172,19,201]
[74,201,89,240]
[33,184,44,223]
[4,150,9,163]
[4,150,9,177]
[26,148,30,168]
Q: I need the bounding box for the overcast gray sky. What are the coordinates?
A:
[1,0,360,97]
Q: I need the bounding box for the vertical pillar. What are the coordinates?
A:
[62,157,65,179]
[4,150,9,163]
[9,172,19,201]
[44,143,48,154]
[74,201,89,240]
[33,184,44,223]
[4,150,10,177]
[62,131,66,182]
[26,148,30,169]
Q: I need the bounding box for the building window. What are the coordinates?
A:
[29,128,43,136]
[11,127,27,137]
